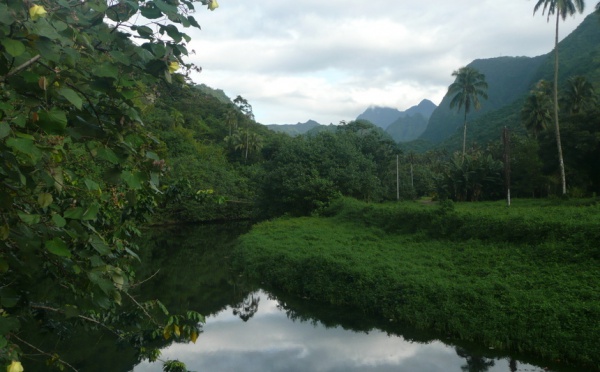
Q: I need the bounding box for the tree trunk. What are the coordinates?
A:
[554,11,567,195]
[462,110,468,160]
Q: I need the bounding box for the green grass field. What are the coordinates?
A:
[234,198,600,370]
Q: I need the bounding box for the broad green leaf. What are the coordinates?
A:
[53,20,68,32]
[6,137,42,163]
[82,203,99,220]
[58,87,83,109]
[154,0,178,15]
[37,192,53,208]
[0,316,19,335]
[88,272,115,295]
[96,147,120,164]
[161,24,182,43]
[31,18,61,40]
[121,171,143,189]
[17,211,40,225]
[90,234,110,255]
[88,0,108,12]
[35,38,61,62]
[64,207,84,220]
[188,15,200,28]
[84,178,100,191]
[93,63,119,79]
[0,224,9,240]
[145,151,160,160]
[0,258,7,273]
[51,213,66,227]
[136,25,154,39]
[0,122,10,139]
[12,114,26,128]
[106,2,137,22]
[140,3,162,19]
[46,237,71,258]
[0,38,25,57]
[0,4,14,25]
[38,109,68,134]
[109,51,130,65]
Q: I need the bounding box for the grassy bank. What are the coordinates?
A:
[233,198,600,370]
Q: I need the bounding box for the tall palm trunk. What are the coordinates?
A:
[553,11,567,195]
[462,110,468,160]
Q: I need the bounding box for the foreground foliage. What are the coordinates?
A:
[234,198,600,370]
[0,0,217,370]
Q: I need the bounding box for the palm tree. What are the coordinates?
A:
[224,110,238,136]
[447,66,488,159]
[561,75,596,114]
[522,83,553,139]
[532,0,585,195]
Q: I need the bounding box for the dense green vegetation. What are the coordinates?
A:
[1,0,599,370]
[234,198,600,370]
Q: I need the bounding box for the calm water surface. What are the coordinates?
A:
[23,223,581,371]
[134,289,549,372]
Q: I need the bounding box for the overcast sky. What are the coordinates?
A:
[183,1,596,125]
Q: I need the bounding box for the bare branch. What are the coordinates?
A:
[10,333,79,372]
[0,55,41,82]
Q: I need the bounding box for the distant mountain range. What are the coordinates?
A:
[264,11,600,149]
[266,99,437,141]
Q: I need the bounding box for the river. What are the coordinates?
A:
[24,223,580,371]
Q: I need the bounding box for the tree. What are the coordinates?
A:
[447,67,489,159]
[522,81,553,138]
[561,75,596,114]
[532,0,586,195]
[0,0,217,369]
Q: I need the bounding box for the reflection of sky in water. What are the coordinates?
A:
[134,291,545,372]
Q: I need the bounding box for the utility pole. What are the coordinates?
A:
[396,154,400,201]
[503,127,511,207]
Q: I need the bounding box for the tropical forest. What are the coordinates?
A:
[0,0,599,371]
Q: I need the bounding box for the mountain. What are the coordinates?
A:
[356,99,437,130]
[404,99,437,118]
[194,84,233,105]
[265,120,322,136]
[356,107,404,129]
[419,55,546,144]
[419,11,600,147]
[385,113,429,143]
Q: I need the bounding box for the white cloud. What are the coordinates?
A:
[183,1,596,124]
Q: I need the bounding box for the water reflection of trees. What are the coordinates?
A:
[456,346,495,372]
[233,292,260,321]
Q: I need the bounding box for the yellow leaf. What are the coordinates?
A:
[7,361,24,372]
[208,0,219,11]
[163,325,172,340]
[29,5,47,20]
[168,61,179,74]
[190,331,198,343]
[173,324,181,337]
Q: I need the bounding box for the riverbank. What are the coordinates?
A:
[233,198,600,370]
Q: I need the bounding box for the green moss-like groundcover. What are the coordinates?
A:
[234,198,600,370]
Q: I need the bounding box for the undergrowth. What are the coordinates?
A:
[234,197,600,370]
